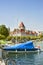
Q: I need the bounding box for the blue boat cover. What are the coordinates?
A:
[3,41,35,50]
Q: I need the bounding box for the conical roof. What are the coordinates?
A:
[18,22,25,29]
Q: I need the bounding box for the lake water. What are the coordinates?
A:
[2,41,43,65]
[4,52,43,65]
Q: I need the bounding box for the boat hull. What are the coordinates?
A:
[3,48,40,54]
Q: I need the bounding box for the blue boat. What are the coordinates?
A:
[3,41,40,53]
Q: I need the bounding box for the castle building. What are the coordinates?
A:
[10,22,38,36]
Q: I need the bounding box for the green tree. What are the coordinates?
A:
[0,34,5,40]
[0,25,9,37]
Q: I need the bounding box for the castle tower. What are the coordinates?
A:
[18,22,25,30]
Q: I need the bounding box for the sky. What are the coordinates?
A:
[0,0,43,31]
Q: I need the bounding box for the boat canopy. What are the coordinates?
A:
[3,41,35,50]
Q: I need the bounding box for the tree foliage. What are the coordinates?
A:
[0,25,9,37]
[0,34,5,40]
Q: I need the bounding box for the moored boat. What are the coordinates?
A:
[3,41,40,53]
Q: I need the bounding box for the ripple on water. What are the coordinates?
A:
[3,52,43,65]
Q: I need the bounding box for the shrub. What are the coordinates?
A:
[6,36,13,41]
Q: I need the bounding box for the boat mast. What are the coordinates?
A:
[16,19,18,44]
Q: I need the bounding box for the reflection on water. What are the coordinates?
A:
[5,58,16,65]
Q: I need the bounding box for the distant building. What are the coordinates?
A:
[10,22,40,36]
